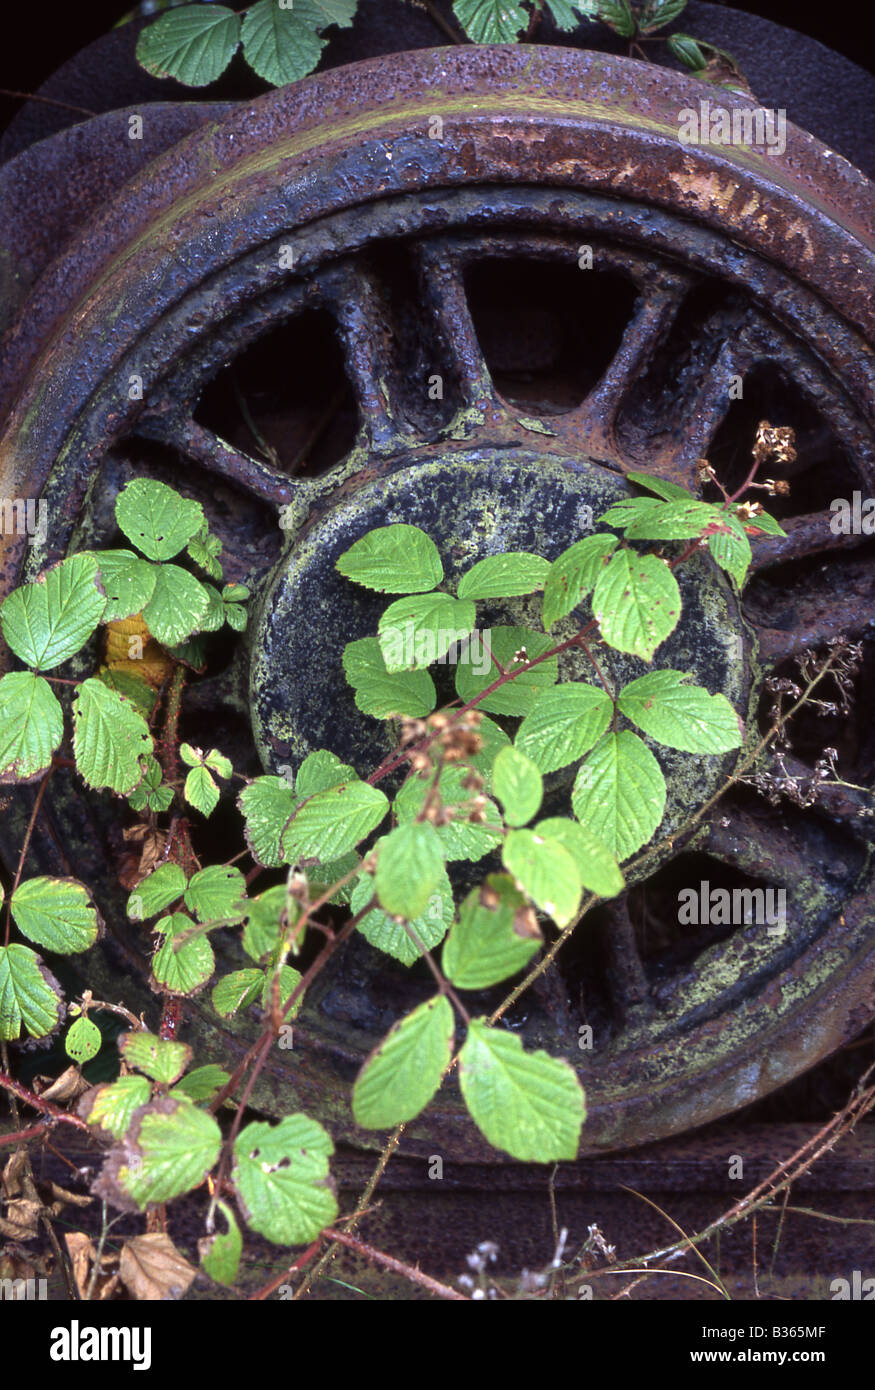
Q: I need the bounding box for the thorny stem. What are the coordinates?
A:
[0,1042,78,1299]
[321,1227,469,1300]
[292,1126,406,1300]
[0,1071,90,1133]
[420,0,467,44]
[0,88,97,116]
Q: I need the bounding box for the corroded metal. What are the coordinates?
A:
[0,47,873,1158]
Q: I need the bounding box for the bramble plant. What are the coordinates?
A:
[131,0,740,91]
[2,428,834,1293]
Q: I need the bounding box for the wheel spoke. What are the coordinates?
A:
[135,414,299,512]
[601,893,655,1022]
[746,554,875,663]
[569,272,688,465]
[667,336,760,480]
[318,260,418,452]
[748,511,870,572]
[412,240,507,423]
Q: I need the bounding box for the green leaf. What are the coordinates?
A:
[535,817,624,898]
[546,0,599,30]
[0,672,63,782]
[542,534,618,630]
[640,0,686,32]
[127,864,186,923]
[708,511,751,589]
[120,1030,192,1085]
[204,749,233,778]
[239,776,296,867]
[336,523,443,594]
[0,944,61,1040]
[115,478,205,562]
[142,564,210,646]
[502,829,582,927]
[112,1097,222,1207]
[457,552,550,601]
[10,877,99,955]
[184,866,246,923]
[379,593,476,673]
[81,1076,151,1139]
[243,886,297,964]
[100,669,158,723]
[241,0,326,85]
[625,470,691,500]
[198,583,226,633]
[452,0,528,43]
[394,766,502,862]
[168,634,207,669]
[260,963,303,1018]
[515,682,613,773]
[442,875,542,990]
[455,626,558,716]
[468,713,512,786]
[617,670,743,753]
[492,746,543,827]
[667,31,707,68]
[171,1064,230,1103]
[353,869,452,965]
[572,730,666,860]
[212,968,263,1018]
[599,495,664,530]
[65,1016,101,1064]
[222,583,250,603]
[295,749,357,799]
[282,781,389,862]
[305,0,357,23]
[232,1115,337,1245]
[459,1019,585,1162]
[352,996,453,1129]
[199,1201,241,1287]
[224,603,248,632]
[0,554,106,671]
[187,527,223,581]
[598,0,636,36]
[375,822,445,920]
[127,759,174,815]
[73,678,154,795]
[343,636,436,719]
[741,507,786,538]
[136,4,241,86]
[624,499,730,541]
[592,551,681,661]
[93,550,158,622]
[184,764,219,817]
[151,914,215,996]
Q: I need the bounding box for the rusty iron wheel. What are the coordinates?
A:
[0,47,873,1159]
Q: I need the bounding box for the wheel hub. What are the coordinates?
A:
[252,447,747,835]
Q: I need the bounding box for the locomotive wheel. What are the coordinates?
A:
[1,46,873,1159]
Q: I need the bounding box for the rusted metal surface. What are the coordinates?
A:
[0,46,873,1160]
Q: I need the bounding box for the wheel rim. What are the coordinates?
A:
[1,47,873,1158]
